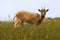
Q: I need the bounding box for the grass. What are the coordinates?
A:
[0,18,60,40]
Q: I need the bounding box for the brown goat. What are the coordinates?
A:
[13,8,49,27]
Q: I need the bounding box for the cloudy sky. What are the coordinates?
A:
[0,0,60,21]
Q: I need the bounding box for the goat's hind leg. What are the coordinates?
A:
[14,20,20,27]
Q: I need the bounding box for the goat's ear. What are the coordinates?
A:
[46,9,49,12]
[38,9,41,12]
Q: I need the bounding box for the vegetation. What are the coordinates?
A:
[0,18,60,40]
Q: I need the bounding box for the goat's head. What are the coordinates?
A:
[38,8,49,17]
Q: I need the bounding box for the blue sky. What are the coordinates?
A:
[0,0,60,21]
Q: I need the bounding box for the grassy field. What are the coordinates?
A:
[0,18,60,40]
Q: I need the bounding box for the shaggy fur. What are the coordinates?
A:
[13,9,49,27]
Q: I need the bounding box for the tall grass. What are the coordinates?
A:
[0,18,60,40]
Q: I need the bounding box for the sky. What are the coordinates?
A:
[0,0,60,21]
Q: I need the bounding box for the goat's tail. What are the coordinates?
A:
[13,16,15,21]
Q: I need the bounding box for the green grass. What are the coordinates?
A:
[0,18,60,40]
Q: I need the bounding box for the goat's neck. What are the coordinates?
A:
[38,14,45,24]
